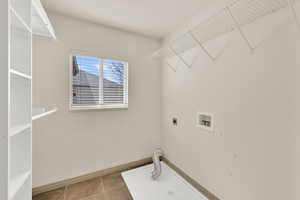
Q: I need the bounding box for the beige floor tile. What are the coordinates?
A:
[33,187,65,200]
[65,177,103,200]
[33,173,134,200]
[80,192,107,200]
[105,187,133,200]
[102,173,126,191]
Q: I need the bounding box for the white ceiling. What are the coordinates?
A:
[41,0,218,39]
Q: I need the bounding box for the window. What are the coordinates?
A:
[70,55,128,110]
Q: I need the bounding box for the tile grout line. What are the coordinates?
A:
[99,176,106,199]
[63,184,68,200]
[34,172,133,200]
[101,177,109,200]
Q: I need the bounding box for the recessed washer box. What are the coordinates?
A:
[196,113,214,131]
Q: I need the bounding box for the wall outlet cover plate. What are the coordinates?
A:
[196,113,214,131]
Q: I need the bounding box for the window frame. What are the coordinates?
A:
[69,54,129,111]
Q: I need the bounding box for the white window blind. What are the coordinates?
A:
[71,55,128,110]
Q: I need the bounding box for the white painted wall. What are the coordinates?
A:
[0,1,9,199]
[290,30,300,200]
[32,13,161,187]
[32,5,300,199]
[161,5,300,200]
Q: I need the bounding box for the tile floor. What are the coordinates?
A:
[33,173,133,200]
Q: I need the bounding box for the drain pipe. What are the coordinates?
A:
[151,149,163,180]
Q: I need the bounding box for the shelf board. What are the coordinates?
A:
[32,0,56,39]
[9,171,31,200]
[9,124,31,137]
[10,69,32,80]
[32,107,58,121]
[10,7,32,33]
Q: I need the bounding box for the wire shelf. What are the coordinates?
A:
[154,0,300,65]
[170,33,197,55]
[152,48,174,60]
[153,48,181,72]
[229,0,288,27]
[165,48,181,72]
[188,8,237,60]
[170,33,206,67]
[191,8,236,44]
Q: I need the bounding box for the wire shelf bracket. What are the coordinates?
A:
[226,6,254,51]
[165,61,178,72]
[152,48,179,72]
[287,0,300,31]
[214,37,233,60]
[169,45,192,68]
[164,47,182,72]
[189,7,236,61]
[188,31,215,61]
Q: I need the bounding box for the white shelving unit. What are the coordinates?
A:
[31,0,57,120]
[32,107,58,121]
[6,0,33,199]
[1,0,56,199]
[32,0,56,39]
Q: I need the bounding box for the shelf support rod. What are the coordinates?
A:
[214,38,232,60]
[287,0,300,32]
[188,31,215,61]
[169,46,191,68]
[226,6,254,52]
[165,61,177,72]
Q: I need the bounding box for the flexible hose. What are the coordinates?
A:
[151,149,163,180]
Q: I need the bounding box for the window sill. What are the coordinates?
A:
[70,104,128,111]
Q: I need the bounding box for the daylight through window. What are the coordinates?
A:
[71,55,128,110]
